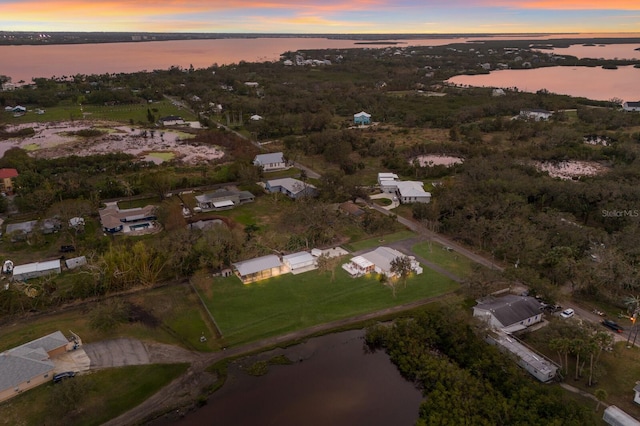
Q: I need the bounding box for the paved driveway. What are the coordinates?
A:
[83,338,150,369]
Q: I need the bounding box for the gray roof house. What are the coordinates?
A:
[195,189,255,212]
[265,178,317,200]
[473,295,543,333]
[232,254,288,284]
[253,152,287,171]
[0,331,70,403]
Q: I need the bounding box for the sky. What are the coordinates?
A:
[1,0,639,34]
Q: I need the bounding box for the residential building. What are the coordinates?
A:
[12,259,61,281]
[282,251,317,275]
[195,189,255,212]
[603,406,640,426]
[487,333,558,383]
[265,178,317,199]
[250,114,263,121]
[232,254,288,284]
[354,111,371,125]
[0,331,71,403]
[158,116,185,126]
[0,168,18,193]
[473,294,543,333]
[377,173,431,204]
[253,152,287,171]
[343,246,423,278]
[519,109,553,121]
[622,101,640,112]
[99,203,157,234]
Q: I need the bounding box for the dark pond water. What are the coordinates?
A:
[153,329,423,426]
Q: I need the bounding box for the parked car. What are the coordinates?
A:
[53,371,76,383]
[602,319,624,333]
[560,308,575,319]
[59,245,75,253]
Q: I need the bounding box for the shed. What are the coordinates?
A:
[354,111,371,125]
[12,260,61,281]
[65,256,87,270]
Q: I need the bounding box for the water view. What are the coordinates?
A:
[154,330,423,426]
[447,65,640,102]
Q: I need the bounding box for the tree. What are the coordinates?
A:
[316,253,341,282]
[594,388,608,412]
[390,255,413,289]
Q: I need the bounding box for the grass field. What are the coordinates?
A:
[198,262,458,347]
[0,363,188,426]
[412,240,476,278]
[4,99,197,125]
[343,230,416,252]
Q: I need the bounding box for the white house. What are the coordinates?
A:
[253,152,286,171]
[622,101,640,112]
[488,333,558,383]
[232,254,288,284]
[12,260,61,282]
[250,114,263,121]
[603,406,640,426]
[354,111,371,125]
[473,295,543,333]
[377,173,431,204]
[282,251,317,275]
[343,246,422,278]
[519,109,553,121]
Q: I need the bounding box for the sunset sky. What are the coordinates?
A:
[1,0,639,33]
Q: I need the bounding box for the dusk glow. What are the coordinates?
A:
[1,0,639,33]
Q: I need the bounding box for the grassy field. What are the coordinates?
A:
[0,284,219,353]
[0,363,188,426]
[4,99,197,125]
[343,230,416,252]
[198,262,458,347]
[412,240,476,278]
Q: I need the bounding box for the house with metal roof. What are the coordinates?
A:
[354,111,371,125]
[377,173,431,204]
[282,251,317,275]
[473,295,543,333]
[265,178,317,200]
[603,405,640,426]
[195,189,254,212]
[232,254,288,284]
[0,331,70,403]
[12,259,61,282]
[488,333,558,383]
[342,246,423,278]
[253,152,287,171]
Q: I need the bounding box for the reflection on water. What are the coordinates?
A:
[447,65,640,102]
[152,330,422,426]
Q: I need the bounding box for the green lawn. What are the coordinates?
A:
[343,230,416,252]
[4,99,197,125]
[412,241,476,278]
[0,363,188,426]
[199,263,458,347]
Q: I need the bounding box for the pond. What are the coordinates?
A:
[153,329,423,426]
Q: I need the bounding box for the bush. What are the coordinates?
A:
[89,299,131,331]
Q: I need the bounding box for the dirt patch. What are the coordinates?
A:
[412,154,463,167]
[1,121,224,165]
[534,160,607,180]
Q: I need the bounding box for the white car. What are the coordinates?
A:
[560,308,575,319]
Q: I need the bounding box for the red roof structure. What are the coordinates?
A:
[0,168,18,179]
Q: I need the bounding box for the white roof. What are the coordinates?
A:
[250,114,263,121]
[233,255,282,276]
[283,251,315,267]
[350,256,374,269]
[378,172,399,180]
[254,152,284,165]
[12,259,61,276]
[354,111,371,118]
[65,256,87,270]
[360,246,405,273]
[396,181,431,198]
[267,178,315,194]
[213,200,235,208]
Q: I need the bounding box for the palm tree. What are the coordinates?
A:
[594,389,608,412]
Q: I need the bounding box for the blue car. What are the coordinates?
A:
[53,371,76,383]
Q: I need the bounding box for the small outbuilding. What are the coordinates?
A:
[282,251,317,275]
[603,405,640,426]
[232,254,287,284]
